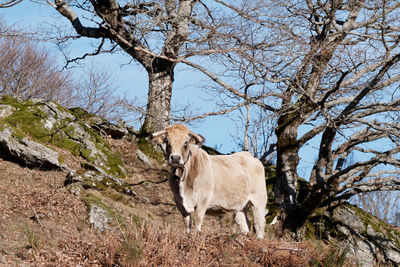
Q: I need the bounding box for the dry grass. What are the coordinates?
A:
[110,221,355,267]
[0,138,357,266]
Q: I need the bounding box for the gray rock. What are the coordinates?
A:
[65,170,137,197]
[0,126,66,170]
[331,204,400,266]
[0,104,15,118]
[0,96,125,176]
[136,149,153,167]
[88,205,110,232]
[88,117,130,139]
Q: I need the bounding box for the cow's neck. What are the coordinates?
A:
[172,145,205,188]
[186,145,206,188]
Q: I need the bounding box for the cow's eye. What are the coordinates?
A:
[184,140,189,147]
[165,138,170,146]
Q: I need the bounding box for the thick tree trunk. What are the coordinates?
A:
[142,59,174,133]
[275,111,301,228]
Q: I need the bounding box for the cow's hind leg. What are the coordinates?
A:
[251,201,266,239]
[234,210,250,234]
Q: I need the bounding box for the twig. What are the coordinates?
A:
[32,208,43,227]
[275,247,306,252]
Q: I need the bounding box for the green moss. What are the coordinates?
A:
[83,193,115,220]
[9,124,26,141]
[50,133,81,156]
[101,188,129,204]
[58,155,65,164]
[137,137,164,164]
[80,148,95,162]
[6,106,50,141]
[100,144,125,175]
[0,95,31,106]
[80,171,134,196]
[68,107,94,120]
[0,97,126,177]
[305,221,316,239]
[346,203,400,249]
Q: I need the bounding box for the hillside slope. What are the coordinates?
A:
[0,137,342,266]
[0,96,398,266]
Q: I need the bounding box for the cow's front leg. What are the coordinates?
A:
[173,195,193,233]
[192,205,207,231]
[183,215,192,233]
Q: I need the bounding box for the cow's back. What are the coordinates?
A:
[207,151,266,211]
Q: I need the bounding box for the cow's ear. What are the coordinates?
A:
[189,132,205,146]
[151,130,167,144]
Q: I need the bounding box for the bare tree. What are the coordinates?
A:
[0,20,141,123]
[351,191,400,225]
[45,0,224,133]
[185,0,400,230]
[69,63,143,122]
[0,26,76,102]
[0,0,21,8]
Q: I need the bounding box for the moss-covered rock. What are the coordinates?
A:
[83,193,125,232]
[137,137,165,165]
[65,170,136,197]
[0,96,125,177]
[0,124,66,169]
[303,203,400,266]
[265,165,399,266]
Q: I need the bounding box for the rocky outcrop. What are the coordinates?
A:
[65,169,136,197]
[0,125,66,170]
[332,204,400,266]
[70,107,134,139]
[0,96,139,234]
[306,203,400,267]
[0,96,125,177]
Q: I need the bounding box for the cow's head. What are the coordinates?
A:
[152,124,205,167]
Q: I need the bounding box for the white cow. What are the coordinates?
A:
[152,124,267,238]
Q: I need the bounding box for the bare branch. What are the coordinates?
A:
[0,0,21,8]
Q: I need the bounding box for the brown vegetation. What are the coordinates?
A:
[0,137,356,266]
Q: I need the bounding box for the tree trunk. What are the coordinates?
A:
[142,59,174,133]
[275,110,301,228]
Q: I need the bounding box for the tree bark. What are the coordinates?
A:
[275,108,301,227]
[142,58,175,133]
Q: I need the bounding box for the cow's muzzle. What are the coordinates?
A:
[169,154,183,165]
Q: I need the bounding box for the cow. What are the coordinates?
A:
[152,124,267,238]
